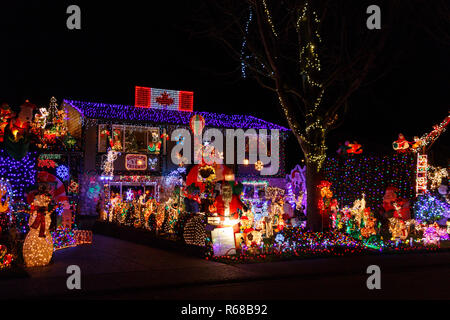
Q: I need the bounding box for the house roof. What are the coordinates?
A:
[64,99,290,131]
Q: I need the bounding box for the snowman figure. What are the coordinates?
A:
[23,186,54,267]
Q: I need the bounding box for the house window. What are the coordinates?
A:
[99,125,161,154]
[242,181,268,200]
[124,127,139,153]
[118,125,160,154]
[98,124,108,152]
[112,126,124,151]
[135,127,148,153]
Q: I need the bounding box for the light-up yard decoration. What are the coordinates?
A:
[56,164,70,181]
[416,154,428,196]
[285,164,307,211]
[411,114,450,153]
[0,245,13,270]
[23,192,54,267]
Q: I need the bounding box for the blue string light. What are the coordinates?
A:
[0,149,37,200]
[64,100,289,131]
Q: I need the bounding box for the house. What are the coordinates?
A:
[63,89,290,215]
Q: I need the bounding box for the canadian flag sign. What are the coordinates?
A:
[135,86,194,112]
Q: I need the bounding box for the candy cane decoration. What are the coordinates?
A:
[27,171,72,227]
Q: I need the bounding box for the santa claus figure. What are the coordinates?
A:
[392,133,410,153]
[213,183,243,220]
[347,141,363,155]
[213,183,244,234]
[383,186,398,212]
[382,186,410,220]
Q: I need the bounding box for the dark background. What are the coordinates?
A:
[0,1,448,169]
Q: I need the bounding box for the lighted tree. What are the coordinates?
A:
[194,0,396,230]
[414,194,449,224]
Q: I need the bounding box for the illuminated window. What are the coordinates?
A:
[134,127,147,153]
[124,127,139,153]
[98,124,108,152]
[121,125,161,154]
[112,126,123,152]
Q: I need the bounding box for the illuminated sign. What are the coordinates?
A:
[38,154,62,160]
[416,154,428,196]
[135,86,194,112]
[211,227,236,256]
[207,217,221,225]
[125,154,148,171]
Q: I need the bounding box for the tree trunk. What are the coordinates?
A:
[306,160,324,232]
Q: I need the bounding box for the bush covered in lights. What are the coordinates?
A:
[413,193,450,223]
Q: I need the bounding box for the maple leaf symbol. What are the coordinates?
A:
[155,91,174,107]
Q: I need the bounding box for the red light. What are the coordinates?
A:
[135,86,194,111]
[179,91,194,112]
[135,86,151,108]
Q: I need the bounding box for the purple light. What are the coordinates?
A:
[64,100,290,131]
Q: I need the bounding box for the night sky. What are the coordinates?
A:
[1,1,448,168]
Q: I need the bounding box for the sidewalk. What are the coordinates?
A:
[1,234,449,299]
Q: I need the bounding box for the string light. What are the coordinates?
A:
[0,150,37,200]
[183,215,207,246]
[64,100,289,131]
[52,226,77,250]
[428,166,448,190]
[254,160,263,171]
[262,0,277,37]
[101,149,120,179]
[0,245,13,270]
[23,193,54,267]
[240,6,253,78]
[323,154,415,211]
[412,114,450,153]
[297,2,322,88]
